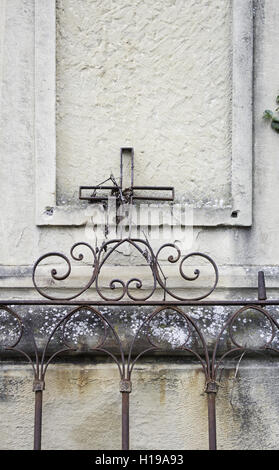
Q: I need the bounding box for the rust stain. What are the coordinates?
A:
[50,369,72,394]
[76,369,89,393]
[159,375,166,405]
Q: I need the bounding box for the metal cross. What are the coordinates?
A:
[79,147,174,205]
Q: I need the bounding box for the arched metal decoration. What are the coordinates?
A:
[1,239,279,451]
[32,238,219,302]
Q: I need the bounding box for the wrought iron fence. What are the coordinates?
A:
[1,238,279,450]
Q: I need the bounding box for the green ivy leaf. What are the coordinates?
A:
[271,120,279,133]
[263,109,274,120]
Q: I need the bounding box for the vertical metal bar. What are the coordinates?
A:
[34,390,43,450]
[120,147,134,191]
[33,379,45,450]
[130,148,134,189]
[120,379,132,450]
[122,392,130,450]
[258,271,267,301]
[120,148,123,190]
[207,392,217,450]
[206,381,218,450]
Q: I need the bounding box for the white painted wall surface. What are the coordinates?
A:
[56,0,232,205]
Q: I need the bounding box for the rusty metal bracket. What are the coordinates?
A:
[33,379,45,392]
[205,381,219,394]
[120,379,132,393]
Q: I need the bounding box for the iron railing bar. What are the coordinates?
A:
[122,392,129,450]
[2,300,279,306]
[34,390,43,450]
[207,391,217,450]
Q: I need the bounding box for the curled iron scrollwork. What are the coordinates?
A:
[32,238,219,302]
[154,244,219,301]
[32,242,98,301]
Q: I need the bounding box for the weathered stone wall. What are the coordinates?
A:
[1,360,279,450]
[1,0,279,450]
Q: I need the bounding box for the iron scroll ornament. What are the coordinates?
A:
[32,238,219,302]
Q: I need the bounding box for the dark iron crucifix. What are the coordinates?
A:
[79,147,175,206]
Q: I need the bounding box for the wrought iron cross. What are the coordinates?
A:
[79,147,174,205]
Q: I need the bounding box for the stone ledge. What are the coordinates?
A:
[1,265,279,290]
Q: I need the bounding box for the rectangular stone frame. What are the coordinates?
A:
[35,0,253,227]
